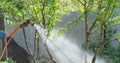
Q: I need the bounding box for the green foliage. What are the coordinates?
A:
[7,58,16,63]
[57,22,72,36]
[45,0,76,36]
[116,33,120,41]
[7,21,16,24]
[88,42,99,52]
[0,0,75,37]
[0,57,16,63]
[57,0,120,36]
[89,42,120,63]
[71,0,120,44]
[112,15,120,25]
[57,14,83,36]
[88,27,120,63]
[34,33,39,39]
[100,46,120,63]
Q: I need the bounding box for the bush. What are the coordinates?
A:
[0,58,16,63]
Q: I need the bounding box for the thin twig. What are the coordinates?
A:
[89,19,97,32]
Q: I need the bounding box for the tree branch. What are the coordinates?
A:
[41,0,46,28]
[83,0,89,63]
[44,43,56,63]
[89,19,97,32]
[92,22,104,63]
[77,0,84,6]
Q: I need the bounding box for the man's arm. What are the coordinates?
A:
[0,21,30,39]
[6,21,25,38]
[0,30,6,39]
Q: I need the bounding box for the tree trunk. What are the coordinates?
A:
[83,0,89,63]
[0,10,6,59]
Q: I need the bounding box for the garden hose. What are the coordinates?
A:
[0,25,20,60]
[0,19,34,60]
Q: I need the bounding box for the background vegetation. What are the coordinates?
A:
[0,0,120,63]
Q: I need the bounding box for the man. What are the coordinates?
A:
[0,21,32,63]
[0,30,6,39]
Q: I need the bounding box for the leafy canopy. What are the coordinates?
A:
[0,0,75,36]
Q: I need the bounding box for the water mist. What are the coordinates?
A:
[33,24,106,63]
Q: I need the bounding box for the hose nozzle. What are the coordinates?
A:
[20,19,34,28]
[26,19,34,26]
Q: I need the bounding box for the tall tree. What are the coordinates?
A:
[0,0,75,62]
[59,0,120,63]
[73,0,120,63]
